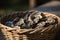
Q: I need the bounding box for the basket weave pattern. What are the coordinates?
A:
[0,11,60,40]
[0,24,57,40]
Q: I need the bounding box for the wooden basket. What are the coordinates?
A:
[0,11,60,40]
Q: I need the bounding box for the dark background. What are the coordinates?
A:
[0,0,60,15]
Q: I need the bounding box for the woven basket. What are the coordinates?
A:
[0,11,60,40]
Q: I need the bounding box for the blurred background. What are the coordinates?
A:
[0,0,60,16]
[0,0,60,40]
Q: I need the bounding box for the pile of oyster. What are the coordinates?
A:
[5,10,58,29]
